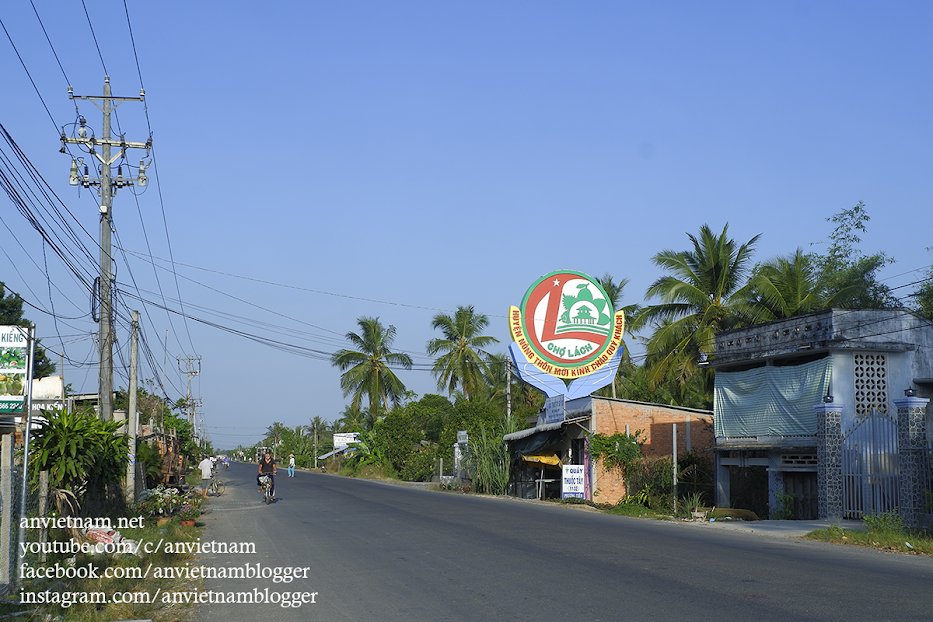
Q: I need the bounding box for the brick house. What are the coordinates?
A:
[504,395,713,504]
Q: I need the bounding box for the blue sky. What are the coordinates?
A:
[2,1,931,449]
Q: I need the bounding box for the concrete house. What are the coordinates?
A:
[711,308,932,524]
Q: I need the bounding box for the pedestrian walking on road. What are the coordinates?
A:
[288,454,296,477]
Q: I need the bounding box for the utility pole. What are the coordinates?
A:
[125,310,139,505]
[178,356,201,439]
[62,76,150,421]
[505,356,512,420]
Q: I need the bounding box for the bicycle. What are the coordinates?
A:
[208,474,225,497]
[258,475,272,504]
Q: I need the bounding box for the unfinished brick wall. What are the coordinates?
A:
[590,398,714,504]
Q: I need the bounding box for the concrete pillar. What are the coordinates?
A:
[815,402,844,521]
[714,452,730,508]
[0,434,13,594]
[894,396,930,528]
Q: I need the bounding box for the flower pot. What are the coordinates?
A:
[181,520,195,527]
[156,517,171,526]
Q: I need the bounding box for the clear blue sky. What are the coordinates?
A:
[2,1,931,449]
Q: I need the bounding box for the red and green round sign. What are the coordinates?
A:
[508,270,625,379]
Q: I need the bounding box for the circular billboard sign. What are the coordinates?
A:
[508,270,625,379]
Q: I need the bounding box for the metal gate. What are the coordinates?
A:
[842,410,899,519]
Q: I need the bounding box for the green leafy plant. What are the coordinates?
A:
[626,456,675,511]
[622,484,652,507]
[682,491,706,513]
[588,430,644,475]
[468,425,511,495]
[29,407,128,506]
[863,509,905,534]
[771,491,795,520]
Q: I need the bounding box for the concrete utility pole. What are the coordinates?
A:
[125,310,139,505]
[505,356,512,419]
[62,76,149,421]
[178,356,201,439]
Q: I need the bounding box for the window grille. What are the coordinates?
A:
[853,353,887,418]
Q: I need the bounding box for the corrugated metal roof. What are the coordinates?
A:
[502,416,589,441]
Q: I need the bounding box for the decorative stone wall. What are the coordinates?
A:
[894,396,930,527]
[815,403,844,521]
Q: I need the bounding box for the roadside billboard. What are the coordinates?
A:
[0,326,28,414]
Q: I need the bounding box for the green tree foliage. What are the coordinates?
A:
[613,361,711,410]
[809,202,898,308]
[480,353,543,419]
[745,248,848,321]
[588,430,644,478]
[135,440,164,488]
[0,282,55,379]
[331,317,413,416]
[632,223,760,399]
[911,248,933,320]
[30,407,128,507]
[427,305,499,400]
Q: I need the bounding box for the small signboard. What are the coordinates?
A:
[333,432,359,450]
[0,326,28,414]
[562,464,585,499]
[544,394,565,424]
[457,430,468,444]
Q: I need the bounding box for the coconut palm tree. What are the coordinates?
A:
[331,317,413,416]
[596,273,641,398]
[632,223,760,393]
[426,305,499,400]
[745,248,855,321]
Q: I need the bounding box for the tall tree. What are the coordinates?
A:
[745,248,855,321]
[809,202,898,308]
[264,421,288,456]
[0,282,55,378]
[632,223,760,394]
[426,305,498,400]
[331,317,413,416]
[913,249,933,320]
[596,273,641,397]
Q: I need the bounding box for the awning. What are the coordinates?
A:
[317,448,344,460]
[522,454,562,467]
[502,416,589,441]
[504,416,589,458]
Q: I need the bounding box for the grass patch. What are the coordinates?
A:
[337,462,398,481]
[605,502,671,520]
[805,513,933,555]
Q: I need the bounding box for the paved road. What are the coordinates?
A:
[194,462,933,621]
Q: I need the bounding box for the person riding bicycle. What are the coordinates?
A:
[257,451,277,500]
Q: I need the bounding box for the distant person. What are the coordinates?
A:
[257,452,277,500]
[198,454,214,498]
[288,454,296,477]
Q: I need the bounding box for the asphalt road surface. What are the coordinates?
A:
[193,462,933,621]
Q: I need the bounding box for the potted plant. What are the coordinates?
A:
[683,491,707,519]
[177,504,199,527]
